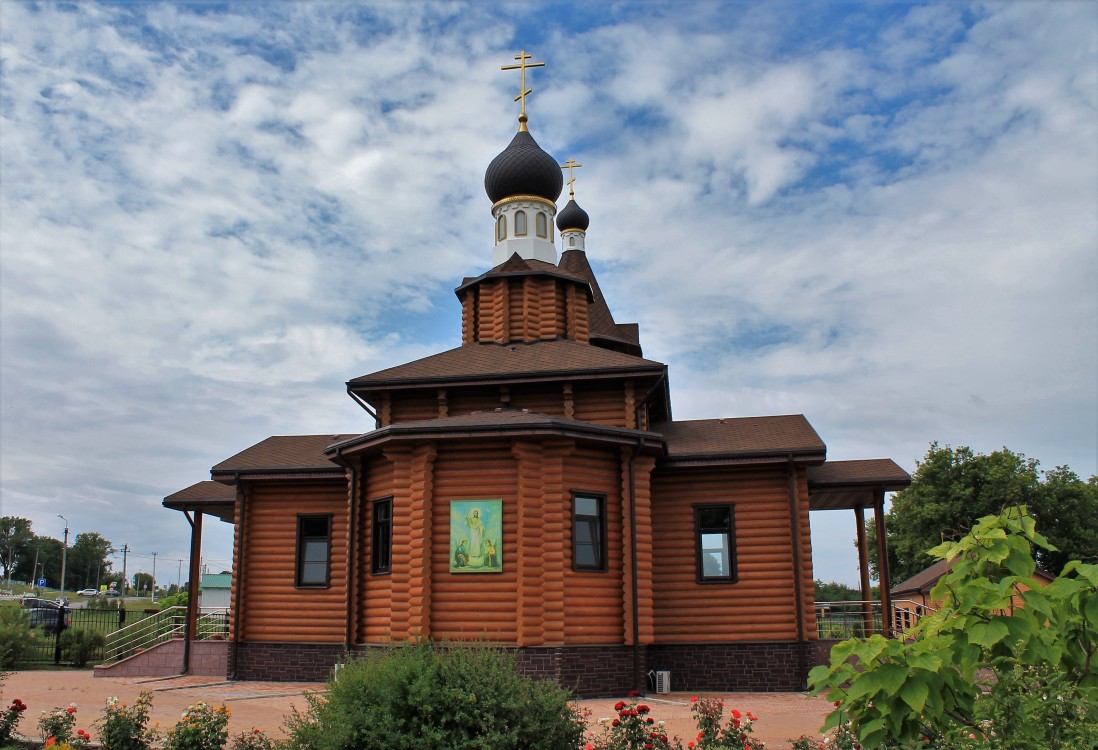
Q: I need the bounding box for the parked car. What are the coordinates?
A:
[76,588,99,597]
[27,606,70,635]
[104,589,122,598]
[19,596,60,610]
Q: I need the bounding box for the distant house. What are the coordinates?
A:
[890,557,1054,629]
[199,573,231,610]
[162,57,911,695]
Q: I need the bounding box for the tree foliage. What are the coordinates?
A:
[872,443,1098,583]
[0,517,34,580]
[814,580,864,602]
[66,532,115,590]
[812,506,1098,749]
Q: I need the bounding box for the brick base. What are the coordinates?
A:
[229,640,812,695]
[230,642,346,682]
[647,641,813,692]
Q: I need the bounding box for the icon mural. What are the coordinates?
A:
[450,500,503,573]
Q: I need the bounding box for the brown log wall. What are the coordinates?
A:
[360,456,395,642]
[572,383,629,427]
[650,467,814,642]
[563,448,626,643]
[237,481,348,643]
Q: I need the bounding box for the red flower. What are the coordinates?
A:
[629,690,640,697]
[690,696,698,703]
[612,719,620,728]
[614,700,626,711]
[731,708,742,719]
[637,704,650,714]
[66,706,76,714]
[46,740,56,748]
[687,743,695,749]
[645,717,654,724]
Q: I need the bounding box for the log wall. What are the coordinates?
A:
[650,466,816,642]
[237,480,348,643]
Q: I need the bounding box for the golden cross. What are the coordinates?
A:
[501,50,545,123]
[560,158,583,199]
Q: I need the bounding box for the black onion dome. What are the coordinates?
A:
[556,198,589,232]
[484,129,563,204]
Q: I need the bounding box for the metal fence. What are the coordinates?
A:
[22,605,230,665]
[814,599,933,639]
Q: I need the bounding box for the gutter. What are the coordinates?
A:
[786,456,808,686]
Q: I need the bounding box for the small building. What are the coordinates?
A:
[164,54,909,695]
[199,573,232,610]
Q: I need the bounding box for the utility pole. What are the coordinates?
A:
[120,544,129,595]
[31,547,40,592]
[177,558,183,590]
[151,551,158,602]
[57,514,69,600]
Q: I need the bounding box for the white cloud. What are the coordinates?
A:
[1,2,1094,587]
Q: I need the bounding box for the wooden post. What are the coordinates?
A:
[873,490,893,635]
[183,510,203,674]
[854,505,873,635]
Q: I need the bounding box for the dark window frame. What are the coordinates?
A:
[371,497,393,575]
[571,491,608,572]
[694,504,737,584]
[295,514,333,588]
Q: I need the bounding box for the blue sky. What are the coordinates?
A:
[2,1,1095,587]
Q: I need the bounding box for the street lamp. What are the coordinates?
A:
[57,514,69,601]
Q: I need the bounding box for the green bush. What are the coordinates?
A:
[0,609,35,669]
[282,641,585,750]
[60,628,106,667]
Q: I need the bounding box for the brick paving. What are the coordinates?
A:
[1,671,833,749]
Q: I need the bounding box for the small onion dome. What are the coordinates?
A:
[484,125,563,204]
[556,198,589,232]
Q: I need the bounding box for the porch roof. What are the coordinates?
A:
[807,458,911,510]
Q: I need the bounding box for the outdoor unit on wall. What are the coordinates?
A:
[654,670,671,694]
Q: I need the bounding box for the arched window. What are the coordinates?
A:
[514,210,527,236]
[536,212,548,238]
[496,214,506,242]
[569,236,576,247]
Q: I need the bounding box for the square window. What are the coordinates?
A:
[371,498,393,574]
[572,493,606,571]
[695,505,736,583]
[296,515,332,587]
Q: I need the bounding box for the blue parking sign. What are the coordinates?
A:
[37,578,46,587]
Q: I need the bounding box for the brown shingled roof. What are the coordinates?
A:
[656,415,825,461]
[808,459,911,487]
[162,480,236,521]
[211,435,354,475]
[558,249,641,351]
[455,255,591,293]
[164,481,236,501]
[327,409,663,457]
[349,339,664,389]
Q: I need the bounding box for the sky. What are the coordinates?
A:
[2,1,1096,589]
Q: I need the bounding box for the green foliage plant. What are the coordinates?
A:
[585,692,678,750]
[0,698,27,745]
[0,608,35,669]
[163,702,230,750]
[60,628,106,668]
[809,505,1098,749]
[98,692,158,750]
[282,641,585,750]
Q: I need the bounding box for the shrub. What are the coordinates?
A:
[38,704,89,747]
[282,641,585,750]
[98,692,158,750]
[60,629,106,667]
[163,702,229,750]
[0,698,28,745]
[231,728,276,750]
[0,608,35,669]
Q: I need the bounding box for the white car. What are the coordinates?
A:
[76,588,98,597]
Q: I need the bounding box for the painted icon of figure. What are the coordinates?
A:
[484,538,499,568]
[465,507,485,560]
[454,538,469,568]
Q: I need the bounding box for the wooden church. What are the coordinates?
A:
[164,53,910,696]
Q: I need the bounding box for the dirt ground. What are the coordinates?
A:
[1,671,833,749]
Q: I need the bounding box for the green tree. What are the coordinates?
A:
[133,572,154,594]
[66,532,115,590]
[814,580,864,602]
[811,506,1098,749]
[0,517,34,581]
[870,444,1097,583]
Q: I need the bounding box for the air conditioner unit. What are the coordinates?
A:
[654,670,671,694]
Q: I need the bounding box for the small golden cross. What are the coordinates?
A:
[560,158,583,199]
[501,50,546,123]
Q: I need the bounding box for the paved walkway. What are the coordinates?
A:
[1,671,833,749]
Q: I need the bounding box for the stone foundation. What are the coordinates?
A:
[229,640,813,695]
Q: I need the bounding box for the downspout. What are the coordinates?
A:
[343,452,358,652]
[230,474,246,680]
[628,373,663,694]
[786,456,807,685]
[628,448,641,693]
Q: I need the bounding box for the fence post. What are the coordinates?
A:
[53,604,68,665]
[119,605,126,628]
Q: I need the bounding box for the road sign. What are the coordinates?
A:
[37,578,46,587]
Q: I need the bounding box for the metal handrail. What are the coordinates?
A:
[103,606,229,662]
[814,599,935,639]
